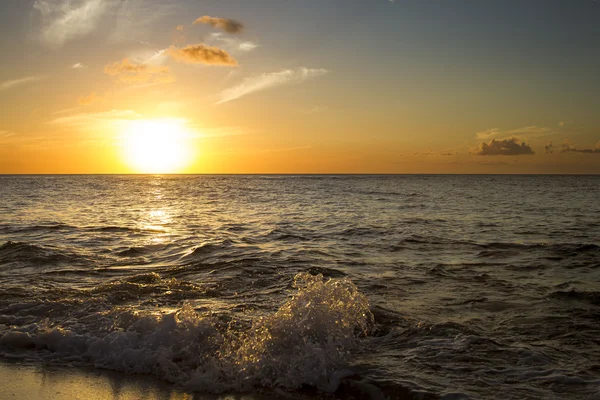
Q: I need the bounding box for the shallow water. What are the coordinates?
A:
[0,175,599,399]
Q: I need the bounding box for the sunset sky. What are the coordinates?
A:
[1,0,599,174]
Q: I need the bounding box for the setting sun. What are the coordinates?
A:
[121,119,194,173]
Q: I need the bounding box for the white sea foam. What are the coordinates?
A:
[0,273,373,393]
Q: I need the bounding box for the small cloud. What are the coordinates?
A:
[561,142,600,154]
[303,106,329,114]
[167,44,238,66]
[193,16,244,34]
[104,58,174,84]
[0,76,45,91]
[545,141,554,154]
[506,126,553,135]
[172,25,186,44]
[559,121,566,127]
[476,138,535,156]
[77,92,102,106]
[238,41,259,51]
[218,67,328,104]
[70,62,86,69]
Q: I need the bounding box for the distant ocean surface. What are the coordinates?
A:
[1,175,599,399]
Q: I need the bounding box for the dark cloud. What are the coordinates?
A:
[193,16,244,34]
[545,142,553,154]
[561,142,600,154]
[168,44,238,66]
[476,138,534,156]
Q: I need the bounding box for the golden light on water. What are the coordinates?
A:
[122,119,195,173]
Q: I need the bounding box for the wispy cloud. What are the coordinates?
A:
[33,0,110,48]
[0,130,16,140]
[413,151,456,156]
[476,126,554,141]
[33,1,176,47]
[167,44,238,66]
[70,62,86,69]
[475,128,500,140]
[476,138,535,156]
[49,109,142,126]
[0,76,45,91]
[209,33,258,52]
[193,16,244,34]
[111,0,176,42]
[302,105,329,114]
[78,92,102,106]
[218,68,328,104]
[104,58,174,84]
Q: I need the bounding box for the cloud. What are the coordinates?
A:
[209,33,258,52]
[104,58,174,84]
[70,62,86,69]
[475,128,500,140]
[33,0,110,48]
[78,92,102,105]
[414,151,455,156]
[239,42,258,51]
[50,109,141,126]
[302,105,329,114]
[167,44,238,66]
[0,76,45,91]
[34,1,177,47]
[218,68,328,104]
[476,126,553,141]
[111,0,176,43]
[545,141,554,154]
[561,142,600,154]
[193,16,244,34]
[476,138,535,156]
[0,130,16,139]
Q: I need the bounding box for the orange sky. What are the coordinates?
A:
[1,0,599,174]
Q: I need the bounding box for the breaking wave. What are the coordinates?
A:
[0,273,373,393]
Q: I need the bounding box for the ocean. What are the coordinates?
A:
[0,175,598,399]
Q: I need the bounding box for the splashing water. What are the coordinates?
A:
[0,273,373,394]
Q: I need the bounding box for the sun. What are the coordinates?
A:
[121,119,194,173]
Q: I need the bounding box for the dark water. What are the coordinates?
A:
[0,175,599,399]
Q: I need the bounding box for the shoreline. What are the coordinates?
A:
[0,361,281,400]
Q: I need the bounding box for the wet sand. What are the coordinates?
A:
[0,362,277,400]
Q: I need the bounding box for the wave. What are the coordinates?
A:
[398,236,600,253]
[0,273,373,394]
[549,290,600,306]
[0,241,90,267]
[0,223,75,234]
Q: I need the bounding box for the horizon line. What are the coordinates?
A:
[1,173,600,176]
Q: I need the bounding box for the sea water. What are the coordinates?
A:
[0,175,599,399]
